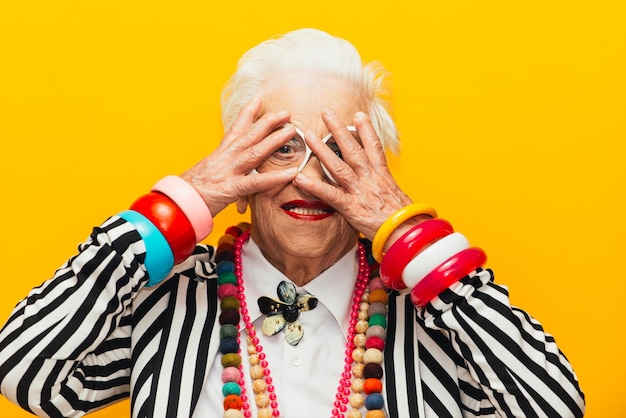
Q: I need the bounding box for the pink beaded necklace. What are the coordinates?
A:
[216,225,388,418]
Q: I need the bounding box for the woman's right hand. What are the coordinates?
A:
[180,98,298,217]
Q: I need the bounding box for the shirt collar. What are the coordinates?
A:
[241,238,359,336]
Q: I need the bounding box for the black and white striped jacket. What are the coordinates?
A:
[0,216,585,417]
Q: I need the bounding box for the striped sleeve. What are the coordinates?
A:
[418,268,586,418]
[0,216,149,417]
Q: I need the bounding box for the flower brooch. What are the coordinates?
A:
[257,280,318,345]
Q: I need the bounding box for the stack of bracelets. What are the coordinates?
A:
[117,175,213,286]
[373,203,487,307]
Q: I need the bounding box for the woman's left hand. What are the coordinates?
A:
[292,109,415,241]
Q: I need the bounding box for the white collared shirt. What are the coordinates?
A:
[194,238,362,418]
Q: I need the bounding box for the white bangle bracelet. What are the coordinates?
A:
[401,232,470,289]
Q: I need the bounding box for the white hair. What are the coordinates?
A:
[220,28,399,152]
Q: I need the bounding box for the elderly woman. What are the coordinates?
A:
[0,29,584,418]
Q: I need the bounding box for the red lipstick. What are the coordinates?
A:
[280,200,335,221]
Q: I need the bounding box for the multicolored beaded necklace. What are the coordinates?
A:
[215,224,389,418]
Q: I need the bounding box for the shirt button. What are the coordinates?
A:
[292,356,303,367]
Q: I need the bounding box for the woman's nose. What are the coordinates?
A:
[299,155,329,181]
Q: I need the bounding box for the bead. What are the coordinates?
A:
[365,410,385,418]
[219,233,237,247]
[368,289,389,304]
[219,337,239,354]
[217,283,238,298]
[363,378,382,394]
[364,393,385,410]
[218,271,238,285]
[257,408,272,418]
[216,242,235,255]
[351,378,364,392]
[255,392,270,408]
[352,363,365,378]
[363,348,384,365]
[352,347,365,363]
[362,363,384,379]
[252,378,267,393]
[222,381,242,397]
[368,313,387,329]
[219,308,240,326]
[368,277,386,292]
[224,409,245,418]
[215,250,235,264]
[220,324,239,339]
[349,393,365,408]
[222,366,241,383]
[365,336,385,351]
[221,353,242,368]
[367,302,387,317]
[249,354,259,365]
[250,365,264,380]
[221,296,241,311]
[355,320,369,334]
[366,325,386,340]
[217,260,235,274]
[353,333,367,348]
[223,394,243,410]
[347,409,363,418]
[238,222,251,231]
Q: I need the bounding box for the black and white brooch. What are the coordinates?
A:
[257,280,318,345]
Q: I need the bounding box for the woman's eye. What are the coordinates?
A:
[277,145,292,154]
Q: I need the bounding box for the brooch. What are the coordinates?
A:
[257,280,318,345]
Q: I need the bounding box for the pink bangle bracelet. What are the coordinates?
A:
[379,218,454,290]
[410,246,487,307]
[151,175,213,242]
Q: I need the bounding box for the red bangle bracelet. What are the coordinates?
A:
[130,192,197,264]
[410,246,487,307]
[379,218,454,290]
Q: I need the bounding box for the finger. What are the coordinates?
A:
[353,111,390,169]
[292,171,350,212]
[224,100,290,147]
[224,97,262,140]
[237,123,296,173]
[321,109,369,169]
[304,129,357,188]
[237,167,298,196]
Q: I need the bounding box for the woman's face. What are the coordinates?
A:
[249,72,367,268]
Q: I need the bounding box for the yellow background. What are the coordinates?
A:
[0,1,623,417]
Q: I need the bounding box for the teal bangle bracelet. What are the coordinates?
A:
[118,210,175,286]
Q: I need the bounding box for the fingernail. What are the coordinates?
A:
[277,109,289,118]
[355,111,366,120]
